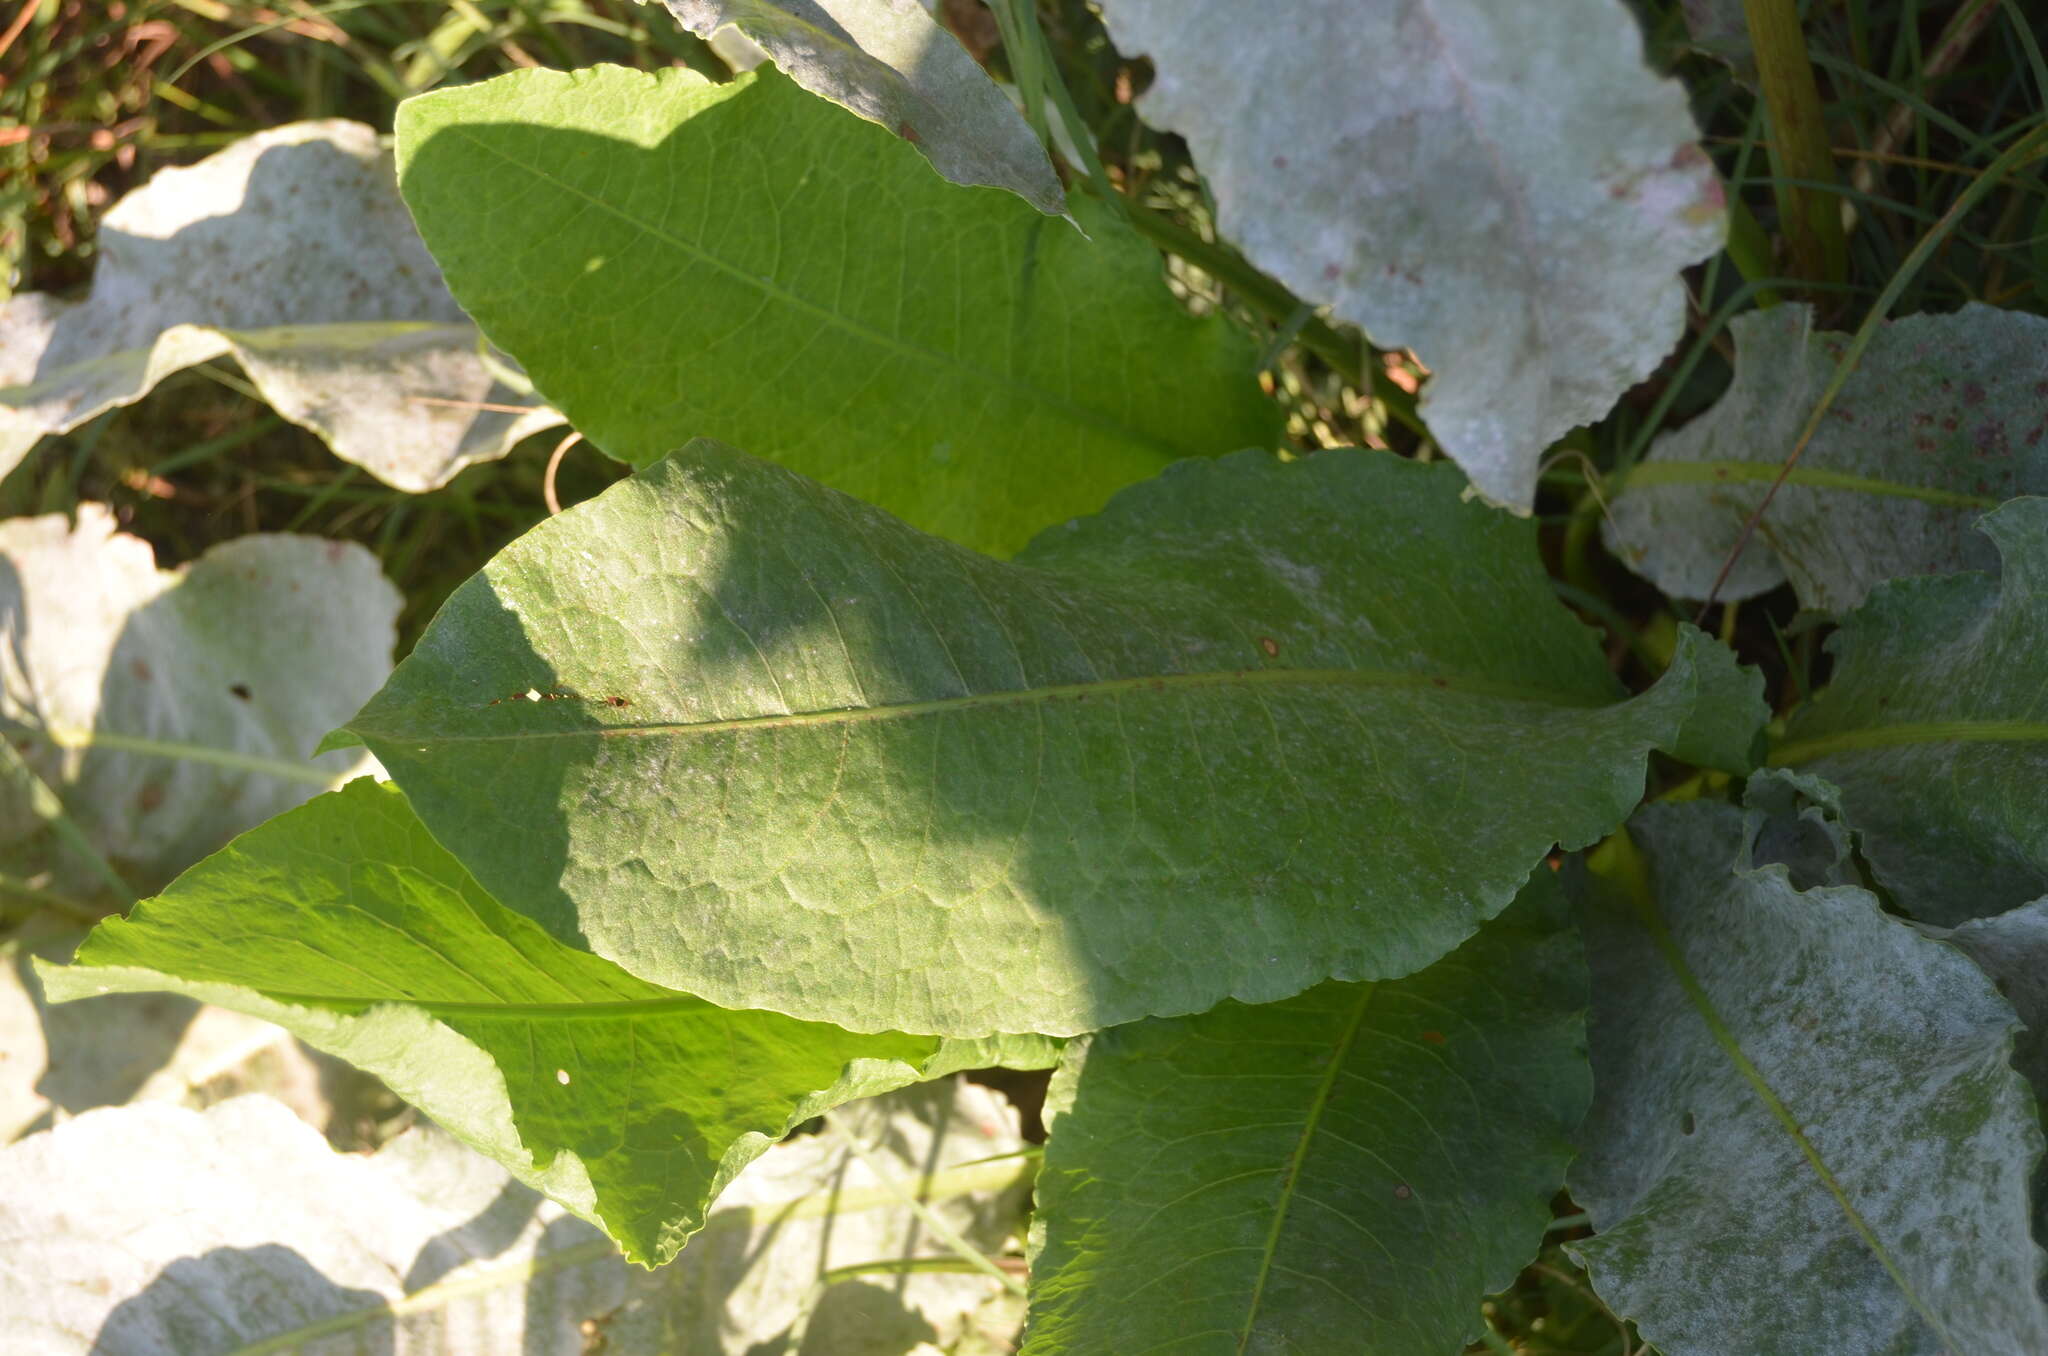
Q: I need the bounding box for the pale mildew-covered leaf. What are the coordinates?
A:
[41,779,1041,1265]
[0,506,397,900]
[1570,800,2048,1356]
[333,440,1763,1038]
[1023,876,1589,1355]
[1094,0,1726,510]
[1,917,337,1144]
[0,1082,1028,1354]
[646,0,1064,214]
[0,121,561,492]
[1773,497,2048,925]
[1607,304,2048,612]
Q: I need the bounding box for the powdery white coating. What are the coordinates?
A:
[0,1082,1026,1354]
[1786,500,2048,924]
[0,507,397,897]
[653,0,1065,214]
[1570,801,2048,1355]
[0,122,560,491]
[1607,303,2048,612]
[1095,0,1726,510]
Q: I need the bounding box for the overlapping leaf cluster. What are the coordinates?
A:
[19,2,2048,1353]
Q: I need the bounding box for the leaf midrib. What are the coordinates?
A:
[1239,985,1376,1352]
[1624,878,1960,1350]
[363,665,1611,745]
[1772,719,2048,765]
[1624,459,2004,508]
[446,119,1192,462]
[256,989,718,1019]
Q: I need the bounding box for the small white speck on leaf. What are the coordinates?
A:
[556,1068,571,1085]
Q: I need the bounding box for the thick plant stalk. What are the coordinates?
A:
[1743,0,1847,287]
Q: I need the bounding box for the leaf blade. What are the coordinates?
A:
[339,441,1761,1036]
[41,780,981,1265]
[393,64,1279,556]
[1093,0,1725,509]
[1024,876,1590,1354]
[1569,800,2048,1355]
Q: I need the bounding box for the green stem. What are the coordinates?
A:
[1742,0,1848,287]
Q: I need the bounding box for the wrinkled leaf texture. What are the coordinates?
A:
[332,440,1764,1037]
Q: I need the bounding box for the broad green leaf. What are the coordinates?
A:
[1607,304,2048,611]
[0,122,560,492]
[332,440,1763,1037]
[1023,875,1590,1355]
[0,1083,1029,1354]
[393,65,1278,556]
[1569,801,2048,1356]
[1093,0,1724,510]
[39,779,1015,1265]
[1772,497,2048,925]
[0,506,397,900]
[643,0,1065,215]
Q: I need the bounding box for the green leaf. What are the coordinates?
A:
[645,0,1065,215]
[335,440,1758,1038]
[1607,304,2048,612]
[1772,497,2048,924]
[1092,0,1724,509]
[38,779,993,1266]
[1569,800,2048,1355]
[0,507,398,900]
[393,64,1279,557]
[1023,874,1590,1355]
[0,122,559,493]
[0,1083,1030,1354]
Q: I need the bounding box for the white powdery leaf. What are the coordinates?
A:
[652,0,1065,215]
[0,121,560,492]
[0,1082,1027,1354]
[1570,801,2048,1355]
[1096,0,1726,509]
[1606,303,2048,613]
[0,506,398,897]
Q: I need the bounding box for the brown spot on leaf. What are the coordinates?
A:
[1393,1184,1413,1201]
[604,695,632,708]
[229,683,251,700]
[1258,636,1280,658]
[1420,1030,1446,1045]
[137,783,164,813]
[896,120,920,144]
[131,659,152,682]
